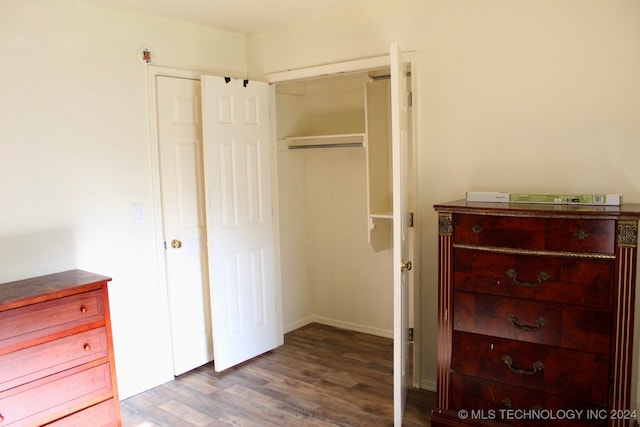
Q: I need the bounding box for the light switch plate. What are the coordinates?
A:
[133,203,145,224]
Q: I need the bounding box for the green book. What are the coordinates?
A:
[509,193,621,205]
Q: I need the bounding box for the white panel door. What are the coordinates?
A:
[156,76,213,376]
[391,43,411,426]
[201,76,280,372]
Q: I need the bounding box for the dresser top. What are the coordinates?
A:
[0,269,112,311]
[434,199,640,219]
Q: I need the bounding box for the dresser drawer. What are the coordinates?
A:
[451,332,609,404]
[453,292,611,354]
[0,327,109,391]
[45,399,119,427]
[454,249,614,308]
[454,214,615,254]
[0,290,105,352]
[451,374,607,427]
[0,363,113,426]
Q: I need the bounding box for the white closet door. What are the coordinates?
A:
[157,76,213,376]
[201,76,280,372]
[391,43,411,426]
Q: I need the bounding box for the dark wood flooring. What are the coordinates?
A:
[121,323,434,426]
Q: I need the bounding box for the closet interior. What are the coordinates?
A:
[275,69,397,338]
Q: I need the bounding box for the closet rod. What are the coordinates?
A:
[288,142,363,150]
[369,71,412,81]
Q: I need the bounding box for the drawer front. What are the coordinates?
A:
[454,249,614,308]
[454,214,615,254]
[451,374,607,427]
[0,290,105,349]
[0,327,109,391]
[451,331,609,404]
[45,399,119,427]
[453,292,611,354]
[0,363,113,426]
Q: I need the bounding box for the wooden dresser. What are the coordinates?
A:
[432,200,640,427]
[0,270,121,426]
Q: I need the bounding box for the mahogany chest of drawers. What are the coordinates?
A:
[432,200,640,427]
[0,270,121,426]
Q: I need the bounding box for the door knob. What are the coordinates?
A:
[401,260,412,271]
[171,239,183,249]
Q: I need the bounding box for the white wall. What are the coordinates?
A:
[277,145,395,335]
[247,0,640,390]
[0,0,246,399]
[2,0,640,404]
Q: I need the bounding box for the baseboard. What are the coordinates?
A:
[284,315,393,339]
[310,316,393,339]
[420,379,437,392]
[283,316,314,334]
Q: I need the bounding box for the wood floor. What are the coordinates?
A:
[121,323,435,426]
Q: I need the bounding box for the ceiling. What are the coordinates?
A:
[94,0,376,34]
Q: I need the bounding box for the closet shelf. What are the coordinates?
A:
[369,211,393,219]
[284,133,365,150]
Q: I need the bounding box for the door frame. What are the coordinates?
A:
[262,51,421,389]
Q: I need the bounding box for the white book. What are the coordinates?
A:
[465,191,510,203]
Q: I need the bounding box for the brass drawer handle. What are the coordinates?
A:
[506,313,548,332]
[501,399,544,411]
[505,268,550,288]
[84,343,91,351]
[472,224,483,234]
[574,229,589,240]
[501,355,545,375]
[80,305,88,314]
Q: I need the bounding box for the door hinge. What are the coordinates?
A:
[408,327,414,342]
[408,212,414,228]
[408,91,413,107]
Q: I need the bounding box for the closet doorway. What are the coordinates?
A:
[267,45,418,425]
[153,71,280,377]
[150,44,418,426]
